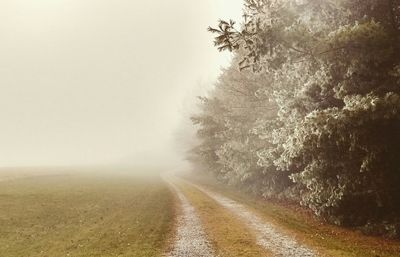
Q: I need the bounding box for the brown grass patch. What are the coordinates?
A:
[177,181,272,257]
[188,176,400,257]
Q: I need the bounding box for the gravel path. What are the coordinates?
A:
[165,179,215,257]
[192,183,317,257]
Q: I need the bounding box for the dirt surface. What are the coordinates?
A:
[165,179,215,257]
[192,183,317,257]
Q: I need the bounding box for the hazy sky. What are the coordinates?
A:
[0,0,243,168]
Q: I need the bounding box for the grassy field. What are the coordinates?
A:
[0,172,175,257]
[193,179,400,257]
[3,170,398,257]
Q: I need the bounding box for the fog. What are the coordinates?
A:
[0,0,242,169]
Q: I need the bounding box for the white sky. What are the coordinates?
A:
[0,0,243,168]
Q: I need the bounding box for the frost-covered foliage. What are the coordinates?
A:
[192,0,400,236]
[190,57,292,196]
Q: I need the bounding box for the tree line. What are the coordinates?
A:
[189,0,400,238]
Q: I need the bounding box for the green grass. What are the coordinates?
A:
[0,172,175,257]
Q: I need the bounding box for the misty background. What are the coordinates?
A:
[0,0,242,168]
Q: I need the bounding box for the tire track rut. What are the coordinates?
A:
[165,179,215,257]
[191,182,317,257]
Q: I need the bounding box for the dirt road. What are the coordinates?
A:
[165,177,317,257]
[164,178,215,257]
